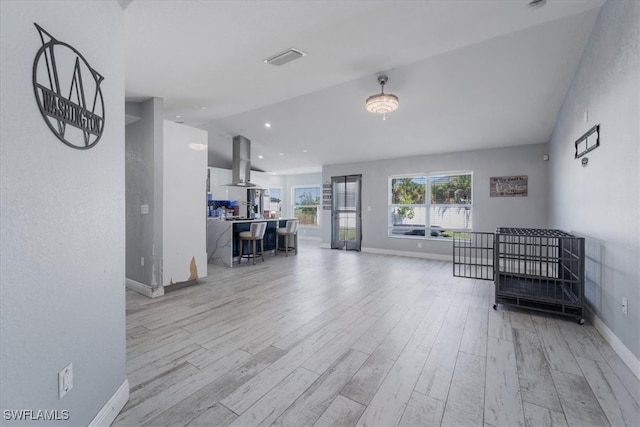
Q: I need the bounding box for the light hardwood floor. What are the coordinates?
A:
[115,241,639,427]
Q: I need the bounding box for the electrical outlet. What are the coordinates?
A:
[418,242,422,248]
[140,204,149,215]
[58,363,73,399]
[622,298,628,315]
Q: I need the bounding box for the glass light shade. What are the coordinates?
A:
[365,93,399,114]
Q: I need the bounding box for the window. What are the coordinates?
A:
[268,187,282,218]
[389,172,472,239]
[429,173,472,238]
[292,185,320,227]
[390,176,427,236]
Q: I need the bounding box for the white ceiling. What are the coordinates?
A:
[124,0,605,175]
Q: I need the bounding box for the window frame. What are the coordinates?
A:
[268,187,283,218]
[291,184,321,228]
[388,171,473,240]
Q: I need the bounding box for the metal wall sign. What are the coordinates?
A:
[574,124,599,159]
[32,23,105,149]
[322,182,332,210]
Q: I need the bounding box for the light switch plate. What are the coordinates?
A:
[58,363,73,399]
[140,204,149,215]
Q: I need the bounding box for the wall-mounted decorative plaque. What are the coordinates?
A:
[33,23,105,149]
[490,175,528,197]
[575,124,600,159]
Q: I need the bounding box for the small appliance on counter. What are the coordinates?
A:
[207,193,214,217]
[208,200,238,218]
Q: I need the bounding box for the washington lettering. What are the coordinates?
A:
[37,85,103,136]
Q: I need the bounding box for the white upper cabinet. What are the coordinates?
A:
[251,171,270,189]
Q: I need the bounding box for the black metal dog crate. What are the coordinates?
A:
[453,228,585,323]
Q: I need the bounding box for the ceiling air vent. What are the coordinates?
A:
[263,48,307,66]
[528,0,547,8]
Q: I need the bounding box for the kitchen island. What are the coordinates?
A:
[207,217,295,267]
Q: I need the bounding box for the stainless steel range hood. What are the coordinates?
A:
[225,135,257,187]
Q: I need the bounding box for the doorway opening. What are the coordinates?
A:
[331,175,362,251]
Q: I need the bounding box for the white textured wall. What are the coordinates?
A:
[163,121,208,285]
[126,98,164,287]
[0,1,126,424]
[549,0,639,362]
[322,143,550,256]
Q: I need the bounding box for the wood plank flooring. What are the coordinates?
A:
[114,241,640,427]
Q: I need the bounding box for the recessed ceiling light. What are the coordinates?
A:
[258,155,264,159]
[265,123,271,128]
[200,106,207,110]
[175,115,181,118]
[279,153,284,156]
[302,149,308,153]
[188,143,207,151]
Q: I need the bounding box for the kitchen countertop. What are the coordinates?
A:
[207,217,296,267]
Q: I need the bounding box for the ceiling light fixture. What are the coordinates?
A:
[265,123,271,128]
[366,75,399,120]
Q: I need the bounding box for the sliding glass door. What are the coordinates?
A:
[331,175,362,251]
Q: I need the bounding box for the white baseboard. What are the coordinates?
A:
[89,379,129,427]
[362,246,452,261]
[318,244,452,261]
[126,278,164,298]
[590,311,640,380]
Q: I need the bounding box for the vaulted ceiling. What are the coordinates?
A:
[124,0,605,174]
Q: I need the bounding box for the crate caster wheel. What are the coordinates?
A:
[578,318,585,325]
[493,304,498,310]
